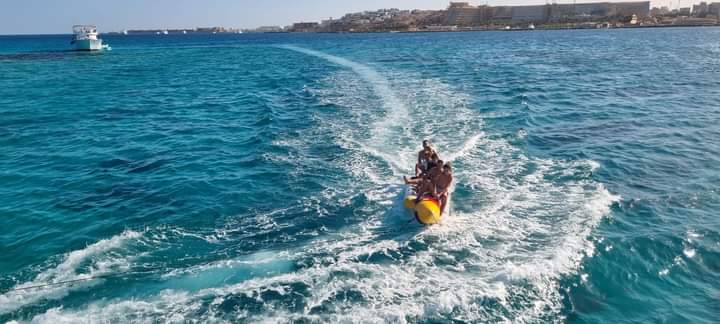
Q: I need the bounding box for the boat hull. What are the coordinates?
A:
[72,39,103,51]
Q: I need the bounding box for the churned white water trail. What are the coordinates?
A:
[278,45,412,174]
[20,46,621,324]
[0,230,142,314]
[444,133,483,163]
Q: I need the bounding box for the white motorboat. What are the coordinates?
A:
[70,25,109,51]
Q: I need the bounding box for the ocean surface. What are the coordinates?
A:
[1,28,718,323]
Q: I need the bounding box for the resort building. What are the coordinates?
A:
[254,26,283,33]
[290,22,320,32]
[446,1,651,25]
[445,2,491,25]
[711,3,720,16]
[694,2,720,16]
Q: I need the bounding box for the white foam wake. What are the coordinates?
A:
[0,230,142,314]
[22,47,620,323]
[262,63,619,321]
[444,133,483,163]
[278,45,412,175]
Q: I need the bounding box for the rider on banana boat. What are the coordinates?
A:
[415,140,437,177]
[433,163,453,215]
[403,159,453,214]
[404,158,443,186]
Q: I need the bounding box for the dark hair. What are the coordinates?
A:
[443,163,452,170]
[437,159,444,164]
[422,140,430,146]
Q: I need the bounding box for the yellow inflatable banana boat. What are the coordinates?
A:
[403,187,448,225]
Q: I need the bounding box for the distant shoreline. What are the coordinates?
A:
[293,23,720,34]
[123,23,719,35]
[1,24,718,37]
[107,23,720,35]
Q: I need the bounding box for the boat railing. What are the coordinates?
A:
[72,25,98,35]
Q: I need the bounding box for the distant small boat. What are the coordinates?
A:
[528,23,535,30]
[122,29,128,35]
[182,30,187,34]
[162,30,169,35]
[70,25,110,51]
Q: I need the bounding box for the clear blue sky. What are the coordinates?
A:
[0,0,693,34]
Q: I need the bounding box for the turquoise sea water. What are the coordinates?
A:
[1,28,719,323]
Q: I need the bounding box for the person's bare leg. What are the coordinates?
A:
[439,194,448,215]
[416,181,433,202]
